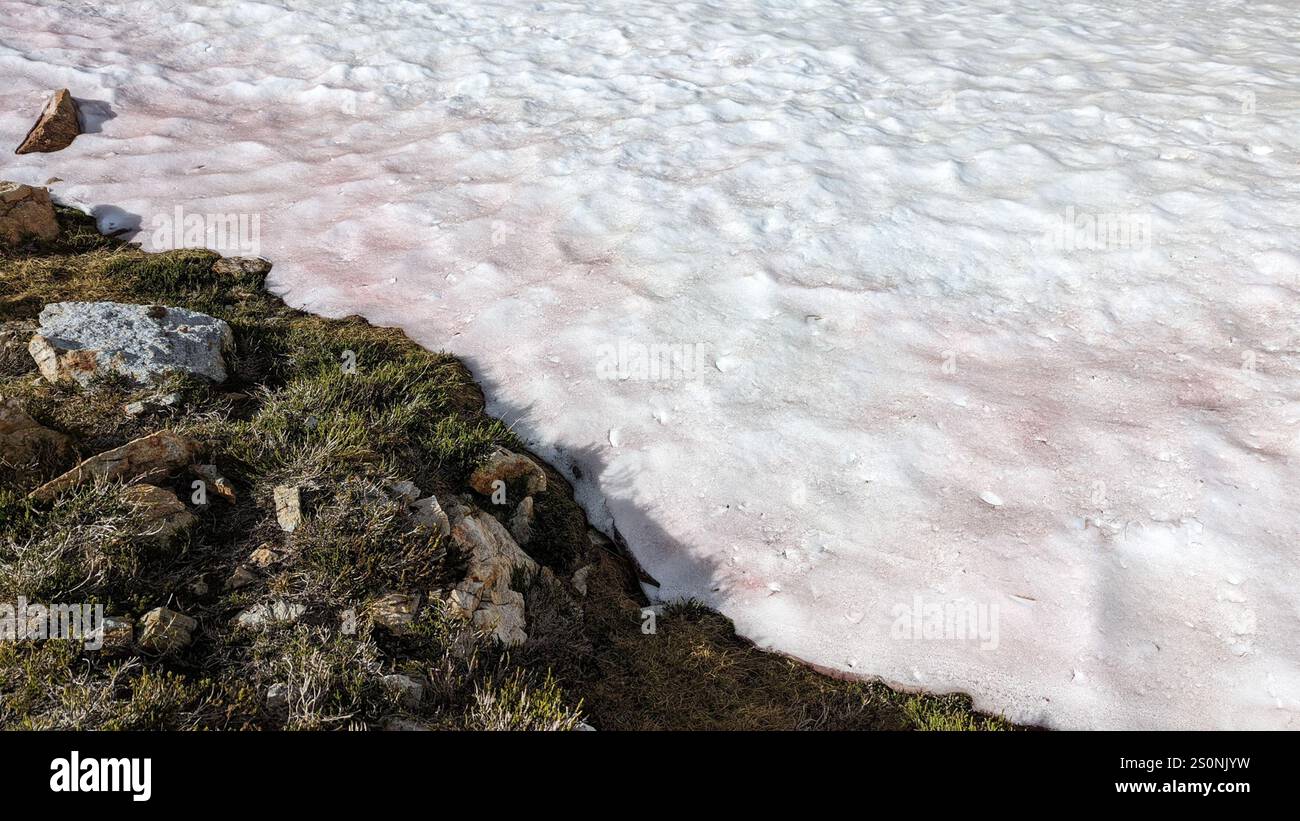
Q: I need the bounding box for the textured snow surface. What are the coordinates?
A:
[4,0,1299,729]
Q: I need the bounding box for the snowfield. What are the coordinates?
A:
[3,0,1299,729]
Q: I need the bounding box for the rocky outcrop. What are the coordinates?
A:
[15,89,82,155]
[0,182,60,247]
[469,447,547,498]
[28,430,201,503]
[0,397,73,483]
[28,302,234,387]
[137,607,197,653]
[445,500,538,646]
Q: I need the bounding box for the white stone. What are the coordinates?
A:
[410,494,450,538]
[233,600,305,629]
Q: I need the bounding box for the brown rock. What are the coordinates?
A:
[28,430,201,503]
[224,565,259,590]
[0,181,59,247]
[119,484,197,545]
[469,446,547,499]
[137,607,197,653]
[368,592,421,634]
[98,616,135,654]
[15,89,82,155]
[247,545,282,568]
[0,397,73,483]
[190,463,237,503]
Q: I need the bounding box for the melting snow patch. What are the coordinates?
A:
[4,0,1298,729]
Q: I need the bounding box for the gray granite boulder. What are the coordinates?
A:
[28,301,234,387]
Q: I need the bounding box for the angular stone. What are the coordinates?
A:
[224,565,259,590]
[444,503,537,646]
[508,495,534,545]
[571,565,593,598]
[137,607,197,653]
[15,89,81,155]
[247,545,282,568]
[469,447,547,498]
[444,581,482,618]
[273,485,302,532]
[233,600,305,629]
[368,592,421,634]
[451,504,538,589]
[0,182,59,247]
[382,673,425,709]
[0,396,73,483]
[470,588,528,647]
[266,682,289,715]
[99,615,135,654]
[29,301,234,388]
[191,463,236,503]
[411,494,450,539]
[119,484,197,545]
[28,430,201,503]
[388,479,421,505]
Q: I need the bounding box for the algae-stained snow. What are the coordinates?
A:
[3,0,1299,728]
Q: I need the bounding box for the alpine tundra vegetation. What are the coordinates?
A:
[0,203,1007,731]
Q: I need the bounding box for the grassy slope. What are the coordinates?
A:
[0,207,1010,731]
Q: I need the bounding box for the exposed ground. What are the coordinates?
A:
[0,207,1010,731]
